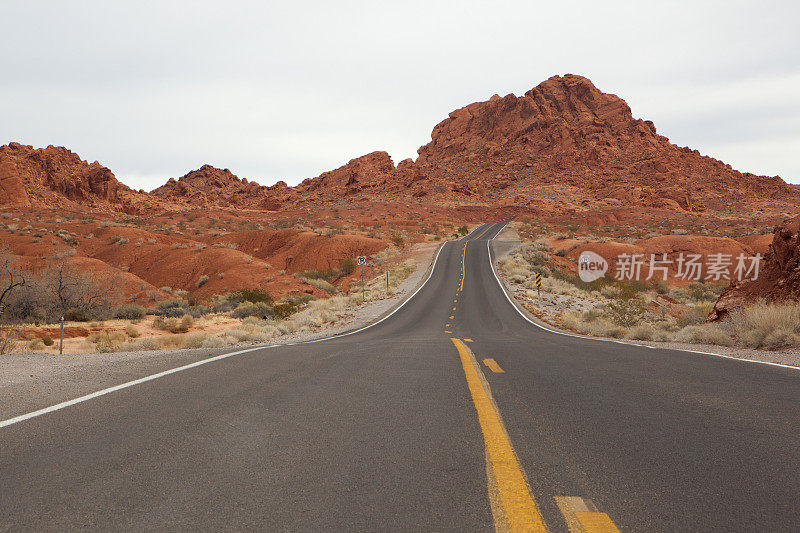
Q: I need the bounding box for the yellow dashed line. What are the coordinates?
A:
[555,496,620,533]
[483,358,505,373]
[444,330,452,334]
[464,338,473,342]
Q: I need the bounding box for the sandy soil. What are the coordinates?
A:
[0,242,442,420]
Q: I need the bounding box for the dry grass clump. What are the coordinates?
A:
[88,330,128,352]
[669,324,733,346]
[728,303,800,349]
[153,314,194,333]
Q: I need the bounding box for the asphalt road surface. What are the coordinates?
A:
[1,223,798,531]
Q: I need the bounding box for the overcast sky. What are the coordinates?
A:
[1,0,798,190]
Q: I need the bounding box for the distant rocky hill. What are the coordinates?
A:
[0,143,138,211]
[152,165,283,210]
[2,74,798,215]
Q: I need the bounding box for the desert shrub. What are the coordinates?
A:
[177,332,209,349]
[605,284,647,327]
[273,302,298,320]
[196,275,210,288]
[729,303,800,349]
[113,304,147,320]
[282,293,316,306]
[230,301,275,319]
[122,337,159,351]
[457,226,468,236]
[581,308,603,323]
[339,257,356,275]
[154,298,190,317]
[391,234,405,248]
[299,268,338,281]
[88,330,127,352]
[157,332,209,350]
[42,335,54,346]
[153,315,191,333]
[677,302,714,328]
[687,281,725,302]
[671,324,733,346]
[627,324,654,341]
[125,324,140,338]
[28,338,45,351]
[299,277,338,294]
[585,319,627,338]
[230,288,273,304]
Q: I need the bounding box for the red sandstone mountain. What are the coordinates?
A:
[2,73,798,217]
[151,165,284,210]
[0,143,142,211]
[712,215,800,319]
[413,74,797,211]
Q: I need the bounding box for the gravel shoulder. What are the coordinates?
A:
[0,242,442,421]
[490,240,800,369]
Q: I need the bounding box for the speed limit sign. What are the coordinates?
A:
[356,256,367,265]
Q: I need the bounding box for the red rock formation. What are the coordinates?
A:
[0,142,135,209]
[151,164,282,210]
[415,74,798,211]
[711,216,800,320]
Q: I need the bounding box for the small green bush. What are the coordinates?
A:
[230,302,275,319]
[154,298,190,317]
[42,335,54,346]
[339,257,356,276]
[113,304,147,320]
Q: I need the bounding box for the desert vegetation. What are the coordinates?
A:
[1,244,420,354]
[500,241,800,351]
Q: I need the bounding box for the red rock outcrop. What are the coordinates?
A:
[711,216,800,319]
[415,74,798,211]
[0,142,138,210]
[151,164,283,210]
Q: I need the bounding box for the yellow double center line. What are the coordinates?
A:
[451,338,548,532]
[451,338,620,532]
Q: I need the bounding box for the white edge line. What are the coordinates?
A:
[0,224,489,430]
[487,225,800,372]
[0,346,266,429]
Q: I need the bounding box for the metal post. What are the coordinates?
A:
[361,264,365,301]
[59,316,64,355]
[386,271,389,295]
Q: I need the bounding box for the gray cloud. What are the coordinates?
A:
[1,0,798,188]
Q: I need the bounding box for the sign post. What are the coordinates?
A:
[59,316,64,355]
[357,256,367,301]
[386,271,390,295]
[535,273,542,296]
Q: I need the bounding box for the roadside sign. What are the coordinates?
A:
[535,273,542,295]
[356,256,367,265]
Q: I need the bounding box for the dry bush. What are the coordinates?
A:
[670,324,733,346]
[729,303,800,349]
[88,330,127,352]
[627,324,655,341]
[122,337,159,351]
[125,324,140,338]
[586,319,627,339]
[298,276,338,294]
[677,302,715,328]
[28,337,45,351]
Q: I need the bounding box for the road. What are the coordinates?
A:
[1,222,799,531]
